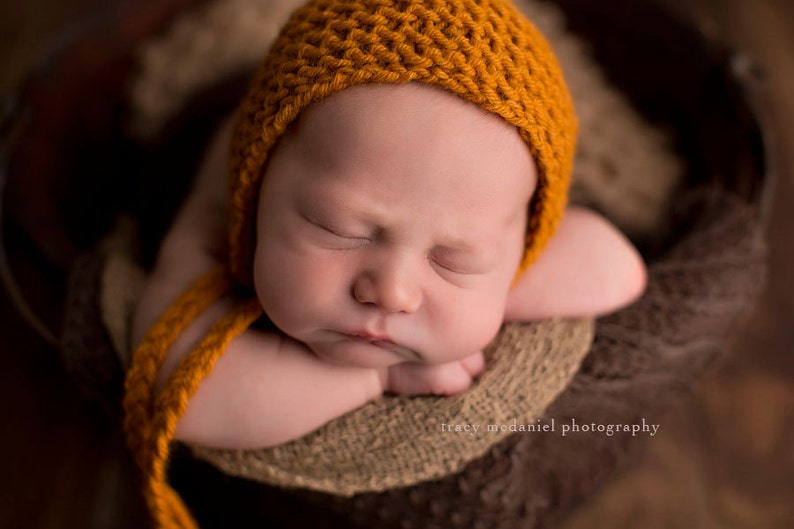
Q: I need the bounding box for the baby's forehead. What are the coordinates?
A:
[294,83,512,134]
[269,84,536,233]
[288,84,534,185]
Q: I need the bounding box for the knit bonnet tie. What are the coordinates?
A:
[123,0,577,527]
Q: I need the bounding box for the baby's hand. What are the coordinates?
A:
[381,351,485,396]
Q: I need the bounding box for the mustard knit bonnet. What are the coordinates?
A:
[228,0,577,284]
[124,1,576,527]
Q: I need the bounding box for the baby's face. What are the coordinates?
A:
[253,83,535,368]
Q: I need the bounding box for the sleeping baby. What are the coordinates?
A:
[126,0,646,457]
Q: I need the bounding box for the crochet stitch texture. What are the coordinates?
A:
[123,0,576,527]
[228,0,577,284]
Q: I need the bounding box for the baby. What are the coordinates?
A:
[127,0,646,454]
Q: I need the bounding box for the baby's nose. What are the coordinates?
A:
[352,260,422,314]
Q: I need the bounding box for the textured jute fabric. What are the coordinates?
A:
[188,316,593,495]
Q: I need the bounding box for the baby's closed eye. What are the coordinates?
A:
[300,213,371,248]
[428,246,493,276]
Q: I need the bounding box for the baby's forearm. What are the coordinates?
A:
[505,206,646,320]
[153,298,384,450]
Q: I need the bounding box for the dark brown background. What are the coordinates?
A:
[1,0,792,527]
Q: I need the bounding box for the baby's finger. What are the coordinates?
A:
[460,351,485,378]
[386,362,472,396]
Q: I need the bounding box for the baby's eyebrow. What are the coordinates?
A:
[432,241,492,261]
[436,236,489,253]
[434,241,477,253]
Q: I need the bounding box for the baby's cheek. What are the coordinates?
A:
[258,248,349,329]
[436,295,506,361]
[470,308,506,351]
[253,248,301,319]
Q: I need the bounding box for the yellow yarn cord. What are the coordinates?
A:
[123,265,263,528]
[146,296,262,528]
[124,266,231,468]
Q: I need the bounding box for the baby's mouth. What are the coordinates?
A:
[345,332,399,349]
[341,332,420,360]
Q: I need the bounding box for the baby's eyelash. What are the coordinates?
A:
[317,222,364,240]
[326,227,367,241]
[303,214,369,243]
[429,254,473,275]
[429,246,494,277]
